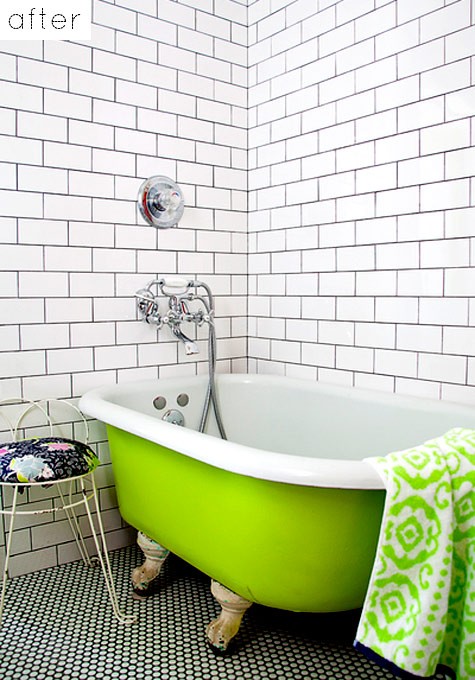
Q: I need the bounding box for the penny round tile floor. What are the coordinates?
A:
[0,545,446,679]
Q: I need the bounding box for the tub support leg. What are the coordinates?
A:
[131,531,170,599]
[206,580,253,653]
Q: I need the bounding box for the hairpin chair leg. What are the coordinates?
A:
[80,476,136,624]
[0,486,19,624]
[57,482,94,567]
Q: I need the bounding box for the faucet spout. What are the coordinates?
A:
[171,326,199,355]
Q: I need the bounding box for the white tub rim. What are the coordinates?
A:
[79,373,475,491]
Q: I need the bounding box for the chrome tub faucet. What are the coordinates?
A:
[135,277,214,356]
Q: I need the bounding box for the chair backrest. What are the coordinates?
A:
[0,399,89,444]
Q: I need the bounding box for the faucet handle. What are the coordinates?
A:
[180,299,192,316]
[204,310,214,325]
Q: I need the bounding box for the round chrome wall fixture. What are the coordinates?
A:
[137,176,185,228]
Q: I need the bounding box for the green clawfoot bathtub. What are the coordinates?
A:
[79,374,475,651]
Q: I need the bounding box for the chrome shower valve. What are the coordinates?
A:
[137,176,184,229]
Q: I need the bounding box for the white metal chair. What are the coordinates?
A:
[0,399,136,625]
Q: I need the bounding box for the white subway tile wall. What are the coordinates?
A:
[248,0,475,400]
[0,0,248,575]
[1,0,475,575]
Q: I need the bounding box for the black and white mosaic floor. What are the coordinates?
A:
[0,545,445,680]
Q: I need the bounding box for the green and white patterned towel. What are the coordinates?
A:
[355,428,475,680]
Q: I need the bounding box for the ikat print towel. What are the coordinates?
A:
[354,428,475,680]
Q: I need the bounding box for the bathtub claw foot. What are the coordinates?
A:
[132,531,170,597]
[206,580,252,653]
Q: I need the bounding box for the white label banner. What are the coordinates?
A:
[0,0,92,40]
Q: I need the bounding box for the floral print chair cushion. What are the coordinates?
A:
[0,437,99,484]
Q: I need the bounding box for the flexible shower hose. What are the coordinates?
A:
[195,283,227,440]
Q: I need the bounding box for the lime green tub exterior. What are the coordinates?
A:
[80,374,475,614]
[107,424,385,612]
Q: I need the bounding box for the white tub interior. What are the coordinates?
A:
[98,374,475,458]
